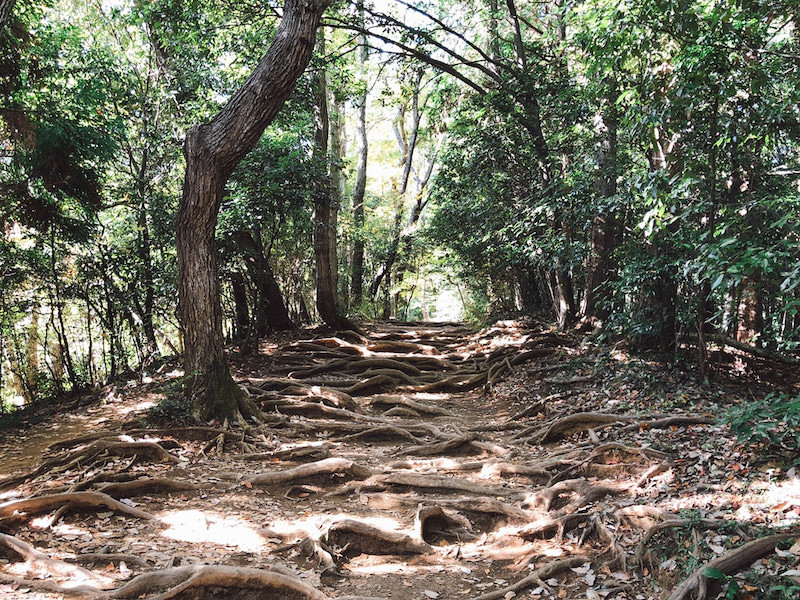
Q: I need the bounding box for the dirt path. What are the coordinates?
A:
[0,321,797,600]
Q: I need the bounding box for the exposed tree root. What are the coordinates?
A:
[666,533,794,600]
[469,556,586,600]
[48,432,118,452]
[518,511,593,540]
[401,435,485,457]
[303,417,450,440]
[416,371,488,393]
[548,442,671,484]
[356,368,421,386]
[292,357,423,379]
[525,478,623,515]
[98,565,333,599]
[618,415,716,433]
[240,444,331,462]
[635,517,738,565]
[0,532,114,589]
[398,355,458,371]
[331,425,424,444]
[614,504,669,531]
[246,457,373,487]
[345,375,399,395]
[344,358,423,376]
[702,333,799,365]
[373,472,509,496]
[122,427,247,443]
[1,439,182,493]
[415,504,476,543]
[358,493,533,525]
[0,491,156,525]
[278,386,363,413]
[95,477,199,498]
[323,519,430,558]
[68,553,152,568]
[368,394,453,416]
[273,536,338,573]
[528,413,639,443]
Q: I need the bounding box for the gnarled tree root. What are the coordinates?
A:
[323,519,431,559]
[469,556,586,600]
[401,435,485,457]
[667,533,794,600]
[247,457,373,487]
[525,478,623,515]
[369,394,453,416]
[95,477,199,498]
[0,532,114,589]
[375,472,509,496]
[518,511,593,540]
[415,504,476,543]
[0,491,156,525]
[98,565,333,599]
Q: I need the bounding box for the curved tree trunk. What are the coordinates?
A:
[176,0,329,422]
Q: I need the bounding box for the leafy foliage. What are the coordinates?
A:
[725,392,800,454]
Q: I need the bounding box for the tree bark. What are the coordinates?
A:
[230,229,294,335]
[311,33,339,328]
[137,198,159,361]
[581,80,618,324]
[310,34,355,330]
[230,271,250,341]
[176,0,329,422]
[0,0,14,33]
[350,15,368,307]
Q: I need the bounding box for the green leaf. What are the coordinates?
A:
[702,567,727,580]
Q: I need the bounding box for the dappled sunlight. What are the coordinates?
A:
[0,489,26,501]
[160,509,266,552]
[2,320,797,600]
[345,560,416,575]
[736,476,800,526]
[413,392,451,402]
[262,511,406,540]
[114,398,158,416]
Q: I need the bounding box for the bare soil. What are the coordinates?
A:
[0,320,798,600]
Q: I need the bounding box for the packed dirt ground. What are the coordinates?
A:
[0,320,798,600]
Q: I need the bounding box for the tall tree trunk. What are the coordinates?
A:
[581,80,618,325]
[137,198,159,360]
[329,96,344,306]
[232,229,294,335]
[311,33,341,328]
[350,18,368,307]
[697,91,720,378]
[176,0,329,422]
[230,271,250,341]
[0,0,15,30]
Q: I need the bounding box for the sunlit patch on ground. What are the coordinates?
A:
[160,509,266,552]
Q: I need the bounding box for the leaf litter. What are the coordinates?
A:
[0,320,797,599]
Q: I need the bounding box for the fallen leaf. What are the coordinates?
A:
[423,590,440,599]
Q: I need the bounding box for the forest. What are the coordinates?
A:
[0,0,799,599]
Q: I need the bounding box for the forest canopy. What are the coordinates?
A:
[1,0,799,409]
